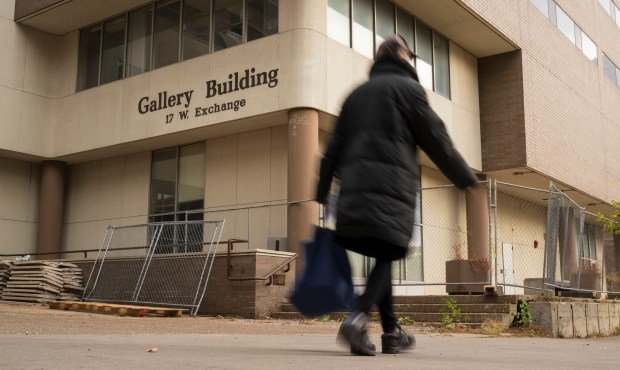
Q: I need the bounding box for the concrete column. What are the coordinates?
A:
[465,184,489,261]
[287,109,319,275]
[35,161,66,259]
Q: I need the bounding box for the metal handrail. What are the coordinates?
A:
[226,238,298,285]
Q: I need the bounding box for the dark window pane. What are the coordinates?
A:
[603,54,617,84]
[150,148,178,215]
[396,8,414,52]
[327,0,350,46]
[246,0,278,42]
[352,0,373,58]
[153,0,181,69]
[415,20,433,90]
[375,0,394,51]
[433,33,450,98]
[213,0,243,51]
[100,15,126,84]
[183,0,211,60]
[77,24,102,90]
[127,5,153,77]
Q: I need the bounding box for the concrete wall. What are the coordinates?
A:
[0,156,39,255]
[62,152,151,252]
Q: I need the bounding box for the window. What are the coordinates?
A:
[530,0,549,18]
[77,1,278,91]
[375,0,395,53]
[396,7,414,51]
[615,4,620,26]
[415,20,433,90]
[603,54,618,86]
[325,1,451,97]
[127,5,153,77]
[433,33,450,98]
[599,0,612,15]
[100,15,126,84]
[580,32,597,64]
[183,0,211,60]
[556,6,575,44]
[213,0,243,51]
[77,24,102,90]
[246,0,278,42]
[352,0,374,59]
[327,0,350,46]
[531,1,600,65]
[149,143,206,253]
[153,0,181,69]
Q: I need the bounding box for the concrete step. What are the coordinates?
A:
[278,303,515,314]
[270,311,515,326]
[391,295,525,305]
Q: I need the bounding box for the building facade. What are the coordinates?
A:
[0,0,618,294]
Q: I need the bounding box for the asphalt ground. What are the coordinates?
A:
[1,302,618,369]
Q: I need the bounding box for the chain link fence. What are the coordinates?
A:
[83,220,224,316]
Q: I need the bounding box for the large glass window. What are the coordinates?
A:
[433,33,450,98]
[396,7,414,51]
[153,0,181,69]
[100,15,126,84]
[327,0,350,46]
[415,20,433,90]
[183,0,212,60]
[352,0,374,59]
[615,4,620,26]
[149,143,206,253]
[77,24,102,90]
[246,0,278,42]
[127,5,153,77]
[375,0,394,52]
[77,0,278,91]
[556,6,575,44]
[213,0,243,51]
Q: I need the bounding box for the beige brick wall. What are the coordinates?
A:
[461,0,620,202]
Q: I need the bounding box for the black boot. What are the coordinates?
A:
[337,311,376,356]
[381,325,416,354]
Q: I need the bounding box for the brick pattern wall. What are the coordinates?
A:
[74,250,296,318]
[460,0,620,202]
[479,50,527,171]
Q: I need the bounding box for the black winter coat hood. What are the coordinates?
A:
[317,56,477,249]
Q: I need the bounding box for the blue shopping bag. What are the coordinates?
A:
[290,227,357,317]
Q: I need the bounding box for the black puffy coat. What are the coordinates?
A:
[316,55,477,248]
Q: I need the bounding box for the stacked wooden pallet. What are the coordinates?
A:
[58,262,84,301]
[1,261,64,303]
[0,260,12,295]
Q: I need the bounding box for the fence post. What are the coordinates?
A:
[84,226,115,300]
[132,224,164,302]
[491,179,498,288]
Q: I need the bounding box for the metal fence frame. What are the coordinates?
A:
[82,220,225,316]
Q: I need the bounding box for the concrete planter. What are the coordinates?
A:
[445,259,489,294]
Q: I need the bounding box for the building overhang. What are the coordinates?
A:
[396,0,517,57]
[14,0,151,35]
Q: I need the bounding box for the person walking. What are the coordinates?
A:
[316,35,478,356]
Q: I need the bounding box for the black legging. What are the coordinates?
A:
[334,235,407,334]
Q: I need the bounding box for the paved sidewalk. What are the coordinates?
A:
[2,333,619,369]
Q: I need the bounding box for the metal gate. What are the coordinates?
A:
[83,220,225,316]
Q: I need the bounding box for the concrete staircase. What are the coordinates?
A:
[271,295,521,327]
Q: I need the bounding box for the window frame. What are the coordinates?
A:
[77,0,278,92]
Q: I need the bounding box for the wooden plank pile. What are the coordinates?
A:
[1,261,84,303]
[57,262,84,301]
[0,260,12,295]
[49,301,187,317]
